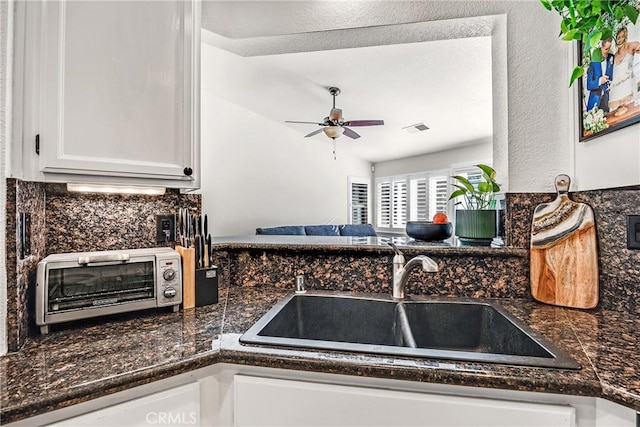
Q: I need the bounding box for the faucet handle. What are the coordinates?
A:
[387,242,403,256]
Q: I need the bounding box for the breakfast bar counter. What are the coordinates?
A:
[209,234,526,255]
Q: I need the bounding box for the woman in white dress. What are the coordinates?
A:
[609,26,640,113]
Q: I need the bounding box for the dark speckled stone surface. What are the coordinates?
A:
[0,284,227,423]
[2,277,640,424]
[4,180,201,352]
[44,183,200,255]
[565,308,640,408]
[507,188,640,314]
[4,179,46,351]
[210,236,531,300]
[4,185,640,423]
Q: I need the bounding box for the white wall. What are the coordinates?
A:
[574,128,640,190]
[373,140,493,179]
[201,45,372,236]
[0,0,12,356]
[202,0,640,192]
[573,24,640,190]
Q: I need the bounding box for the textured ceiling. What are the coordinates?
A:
[201,1,494,163]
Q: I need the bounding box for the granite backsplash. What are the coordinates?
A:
[4,179,200,351]
[4,179,640,352]
[5,179,45,352]
[212,248,530,301]
[506,187,640,315]
[44,183,200,254]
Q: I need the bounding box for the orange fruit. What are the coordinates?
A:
[432,212,448,223]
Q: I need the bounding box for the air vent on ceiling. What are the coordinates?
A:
[402,123,429,133]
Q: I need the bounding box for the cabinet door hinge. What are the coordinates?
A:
[35,134,40,155]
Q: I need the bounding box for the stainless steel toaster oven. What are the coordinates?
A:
[36,248,182,334]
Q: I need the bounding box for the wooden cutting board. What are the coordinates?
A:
[530,174,598,309]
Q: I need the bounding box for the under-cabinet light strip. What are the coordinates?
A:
[66,183,166,196]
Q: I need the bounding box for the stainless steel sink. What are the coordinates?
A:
[239,293,581,369]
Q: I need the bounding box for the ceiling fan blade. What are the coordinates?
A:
[343,120,384,127]
[342,127,361,139]
[304,128,325,138]
[329,108,342,121]
[285,120,324,125]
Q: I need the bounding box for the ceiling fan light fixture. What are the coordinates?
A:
[323,126,345,139]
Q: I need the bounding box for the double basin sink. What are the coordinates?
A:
[240,292,581,370]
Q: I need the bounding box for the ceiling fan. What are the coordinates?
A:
[285,87,384,140]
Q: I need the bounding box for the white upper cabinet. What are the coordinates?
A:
[13,0,200,189]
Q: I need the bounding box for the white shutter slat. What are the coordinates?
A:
[392,180,407,228]
[377,181,391,228]
[429,175,449,220]
[350,182,369,224]
[410,178,428,222]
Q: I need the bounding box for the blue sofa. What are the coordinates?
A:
[256,224,377,237]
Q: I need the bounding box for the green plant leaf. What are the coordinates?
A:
[575,1,587,15]
[562,29,580,40]
[540,0,552,11]
[569,66,585,87]
[476,164,495,176]
[448,189,466,201]
[588,29,602,48]
[451,175,474,192]
[591,47,603,62]
[477,182,491,193]
[625,5,639,24]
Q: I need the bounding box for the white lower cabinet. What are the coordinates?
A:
[17,363,639,427]
[233,375,575,427]
[47,383,200,427]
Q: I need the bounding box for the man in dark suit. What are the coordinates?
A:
[586,38,614,112]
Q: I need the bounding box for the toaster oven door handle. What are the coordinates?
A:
[77,254,131,265]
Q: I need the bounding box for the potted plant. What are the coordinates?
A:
[540,0,640,86]
[449,164,501,246]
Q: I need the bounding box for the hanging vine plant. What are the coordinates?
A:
[541,0,640,86]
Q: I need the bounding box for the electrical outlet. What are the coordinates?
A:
[156,214,176,243]
[627,215,640,249]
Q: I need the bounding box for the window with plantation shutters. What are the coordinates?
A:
[373,164,491,232]
[409,177,428,221]
[349,178,370,224]
[376,181,391,228]
[429,175,449,219]
[392,179,408,228]
[376,175,427,230]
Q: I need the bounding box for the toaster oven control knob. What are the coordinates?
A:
[164,287,177,299]
[163,268,177,281]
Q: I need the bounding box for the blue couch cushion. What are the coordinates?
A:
[338,224,377,237]
[304,225,340,236]
[256,226,306,235]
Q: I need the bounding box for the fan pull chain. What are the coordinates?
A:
[332,139,337,160]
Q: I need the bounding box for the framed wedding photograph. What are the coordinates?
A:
[578,21,640,142]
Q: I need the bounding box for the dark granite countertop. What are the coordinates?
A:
[210,235,527,256]
[2,281,639,424]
